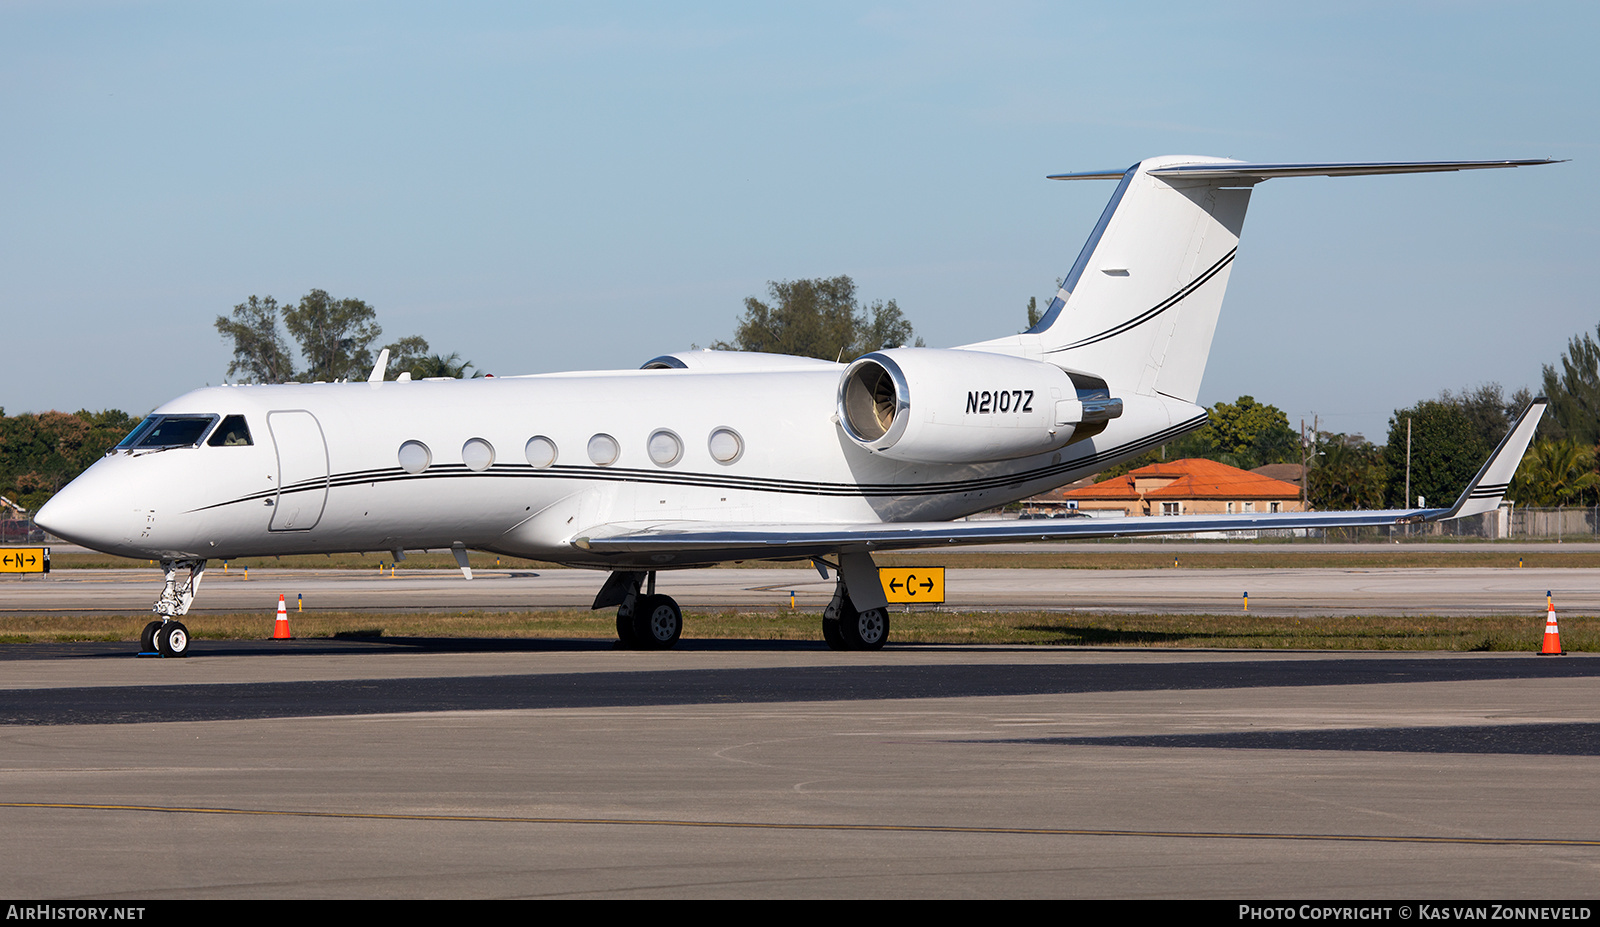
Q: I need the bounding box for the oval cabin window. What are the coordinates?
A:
[587,433,619,466]
[462,438,495,472]
[708,427,743,464]
[525,436,558,468]
[398,440,431,474]
[648,430,682,467]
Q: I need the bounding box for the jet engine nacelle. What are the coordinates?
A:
[836,348,1123,464]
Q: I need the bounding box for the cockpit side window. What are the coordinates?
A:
[207,415,254,447]
[132,415,216,449]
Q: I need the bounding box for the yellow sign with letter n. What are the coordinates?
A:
[878,567,944,604]
[0,547,50,574]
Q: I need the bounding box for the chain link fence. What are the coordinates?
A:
[1250,506,1599,541]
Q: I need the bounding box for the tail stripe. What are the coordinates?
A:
[1046,247,1236,354]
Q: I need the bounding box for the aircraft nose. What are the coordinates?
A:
[35,485,89,546]
[34,475,121,552]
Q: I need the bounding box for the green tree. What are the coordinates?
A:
[1438,383,1533,450]
[408,352,475,379]
[214,296,296,384]
[1510,438,1600,506]
[712,275,923,362]
[1091,395,1296,478]
[382,335,433,379]
[0,408,138,511]
[217,290,440,383]
[1194,396,1298,470]
[1383,399,1483,508]
[1541,323,1600,446]
[282,289,385,382]
[1308,432,1387,510]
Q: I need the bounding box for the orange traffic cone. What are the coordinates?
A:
[1540,591,1562,656]
[273,594,292,640]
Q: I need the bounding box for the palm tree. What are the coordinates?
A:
[1511,438,1600,506]
[408,352,475,379]
[1309,434,1386,510]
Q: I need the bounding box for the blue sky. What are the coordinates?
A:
[3,1,1595,443]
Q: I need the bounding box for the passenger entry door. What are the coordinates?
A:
[267,410,329,531]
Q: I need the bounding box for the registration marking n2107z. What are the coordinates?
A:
[966,390,1034,415]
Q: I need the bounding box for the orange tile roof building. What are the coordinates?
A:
[1038,458,1304,518]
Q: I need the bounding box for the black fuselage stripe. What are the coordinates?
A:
[1049,248,1237,353]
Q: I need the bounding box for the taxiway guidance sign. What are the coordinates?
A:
[879,567,944,604]
[0,547,50,574]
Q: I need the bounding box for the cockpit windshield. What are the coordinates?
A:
[113,415,218,451]
[115,416,159,449]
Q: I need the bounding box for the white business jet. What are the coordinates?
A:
[36,155,1556,656]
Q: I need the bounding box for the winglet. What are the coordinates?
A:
[1440,398,1547,520]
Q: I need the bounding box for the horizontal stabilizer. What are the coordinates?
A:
[1050,159,1562,183]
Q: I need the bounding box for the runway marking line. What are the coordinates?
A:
[4,801,1596,847]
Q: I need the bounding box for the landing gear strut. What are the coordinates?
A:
[597,570,682,649]
[820,553,891,651]
[145,559,205,657]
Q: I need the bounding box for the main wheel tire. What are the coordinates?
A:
[156,621,190,658]
[840,607,889,651]
[140,620,163,653]
[822,617,848,651]
[630,594,682,650]
[616,610,639,648]
[826,595,861,651]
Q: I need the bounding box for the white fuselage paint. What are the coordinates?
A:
[47,365,1202,570]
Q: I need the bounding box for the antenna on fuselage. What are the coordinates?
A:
[368,348,390,383]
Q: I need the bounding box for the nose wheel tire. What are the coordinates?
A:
[140,620,163,654]
[628,594,682,650]
[154,621,190,658]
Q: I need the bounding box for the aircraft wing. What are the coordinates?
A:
[576,399,1546,561]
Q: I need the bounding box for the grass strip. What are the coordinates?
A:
[0,609,1592,652]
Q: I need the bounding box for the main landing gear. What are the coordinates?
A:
[594,553,892,651]
[596,571,682,649]
[820,554,890,651]
[143,558,206,657]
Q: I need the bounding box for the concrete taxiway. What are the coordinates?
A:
[6,563,1599,616]
[1,642,1597,898]
[4,558,1598,897]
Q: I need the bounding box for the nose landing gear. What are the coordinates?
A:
[142,559,205,657]
[140,620,190,657]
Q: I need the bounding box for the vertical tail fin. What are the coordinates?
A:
[986,155,1556,406]
[1032,155,1252,404]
